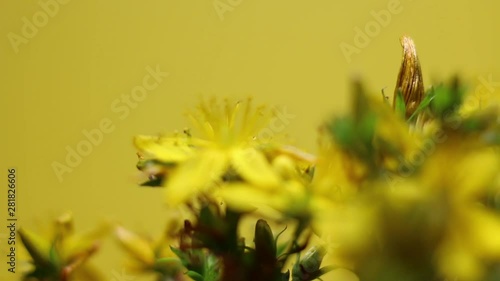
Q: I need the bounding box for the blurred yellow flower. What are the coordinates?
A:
[18,212,109,281]
[114,213,188,279]
[319,127,500,281]
[307,73,500,281]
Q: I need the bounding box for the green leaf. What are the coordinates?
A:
[202,254,221,281]
[430,85,453,117]
[155,257,182,266]
[154,257,183,277]
[199,205,219,233]
[407,92,434,123]
[276,242,288,259]
[352,78,370,121]
[18,228,53,268]
[169,246,190,268]
[329,117,355,148]
[186,270,204,281]
[461,116,486,132]
[429,77,466,119]
[358,112,378,147]
[395,88,406,119]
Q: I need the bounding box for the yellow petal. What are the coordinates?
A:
[62,221,111,262]
[462,207,500,258]
[456,149,499,200]
[436,231,483,281]
[375,100,415,155]
[115,226,155,266]
[320,204,376,260]
[165,149,228,205]
[133,135,194,163]
[231,148,280,187]
[70,264,107,281]
[216,183,275,212]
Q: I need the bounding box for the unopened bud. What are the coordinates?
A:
[393,36,424,119]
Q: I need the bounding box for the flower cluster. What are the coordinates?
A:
[19,36,500,281]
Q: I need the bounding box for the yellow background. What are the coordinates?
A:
[1,0,499,280]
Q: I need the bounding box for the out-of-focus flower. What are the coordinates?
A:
[334,145,500,281]
[317,79,500,281]
[18,212,109,281]
[114,213,189,280]
[320,79,417,189]
[422,136,500,280]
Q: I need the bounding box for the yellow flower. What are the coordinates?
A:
[134,98,313,207]
[114,213,187,278]
[313,84,417,199]
[115,212,182,274]
[320,132,500,281]
[311,74,500,280]
[18,212,109,281]
[421,138,500,280]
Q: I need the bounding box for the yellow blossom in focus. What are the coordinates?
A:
[134,98,314,208]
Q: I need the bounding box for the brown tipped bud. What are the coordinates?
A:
[393,36,424,118]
